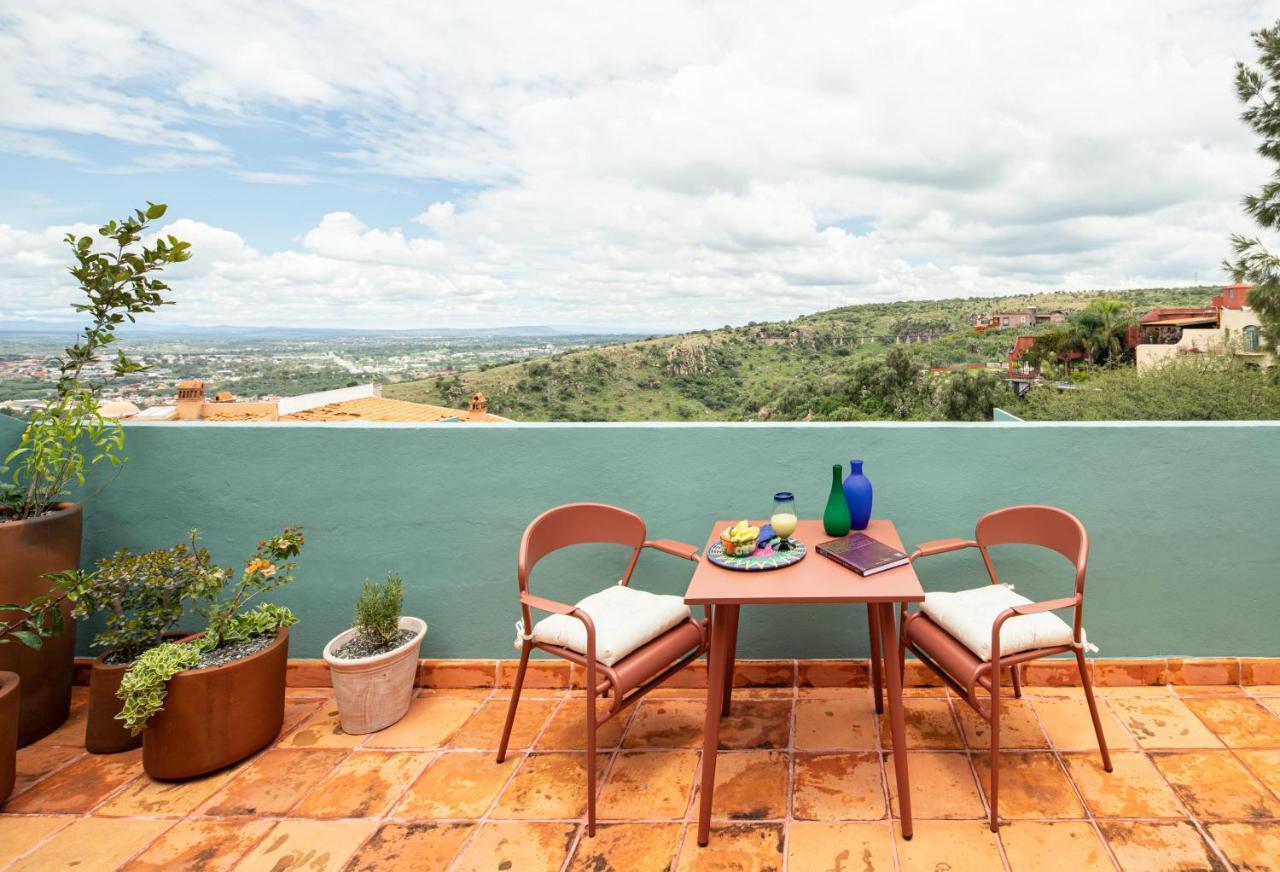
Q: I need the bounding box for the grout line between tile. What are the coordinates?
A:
[440,686,522,872]
[14,668,1280,870]
[1020,681,1124,871]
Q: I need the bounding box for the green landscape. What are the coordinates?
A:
[386,286,1280,422]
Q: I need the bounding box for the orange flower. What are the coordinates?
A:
[245,558,276,577]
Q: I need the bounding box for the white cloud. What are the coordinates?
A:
[0,1,1274,328]
[235,171,320,185]
[301,212,447,267]
[413,202,455,234]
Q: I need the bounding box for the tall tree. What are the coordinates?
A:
[1068,300,1133,370]
[1088,299,1134,367]
[1227,20,1280,352]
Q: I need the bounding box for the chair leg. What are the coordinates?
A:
[585,679,598,837]
[497,642,531,764]
[868,605,884,715]
[1076,648,1112,772]
[1011,664,1023,699]
[989,681,1000,832]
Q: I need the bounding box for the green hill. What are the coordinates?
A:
[384,287,1218,421]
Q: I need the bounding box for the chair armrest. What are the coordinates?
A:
[519,593,598,660]
[644,539,701,561]
[991,596,1082,659]
[1008,596,1079,617]
[521,592,578,615]
[909,538,978,560]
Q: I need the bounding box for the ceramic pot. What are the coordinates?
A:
[323,617,426,734]
[822,464,851,536]
[0,671,18,802]
[842,459,874,531]
[142,627,288,780]
[86,631,196,755]
[0,503,80,746]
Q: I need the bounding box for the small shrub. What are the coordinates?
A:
[48,531,225,664]
[115,641,203,732]
[115,526,305,733]
[355,574,404,647]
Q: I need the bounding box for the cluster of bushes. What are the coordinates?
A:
[1015,355,1280,420]
[764,348,1005,421]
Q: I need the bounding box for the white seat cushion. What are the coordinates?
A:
[527,585,692,666]
[920,584,1088,661]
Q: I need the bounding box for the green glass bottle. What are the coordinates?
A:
[822,463,852,536]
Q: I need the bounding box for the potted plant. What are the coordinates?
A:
[116,527,304,779]
[0,595,66,801]
[0,203,190,745]
[323,574,426,734]
[48,532,223,753]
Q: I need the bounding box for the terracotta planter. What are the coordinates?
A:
[86,631,196,755]
[323,618,426,734]
[0,503,80,746]
[142,627,288,780]
[1,671,18,803]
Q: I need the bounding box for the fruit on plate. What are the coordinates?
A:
[720,520,761,557]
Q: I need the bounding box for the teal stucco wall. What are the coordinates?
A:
[3,415,1278,660]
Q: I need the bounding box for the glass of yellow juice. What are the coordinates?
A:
[771,492,798,541]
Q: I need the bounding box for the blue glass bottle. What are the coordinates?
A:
[843,459,873,531]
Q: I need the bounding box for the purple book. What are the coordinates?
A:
[816,532,909,577]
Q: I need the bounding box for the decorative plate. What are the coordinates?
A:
[706,538,807,572]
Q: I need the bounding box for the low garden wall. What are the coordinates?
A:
[2,415,1277,660]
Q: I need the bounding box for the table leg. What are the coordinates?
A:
[868,605,884,714]
[720,605,740,717]
[878,602,913,839]
[697,604,736,846]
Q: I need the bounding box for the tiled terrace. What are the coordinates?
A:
[4,661,1280,871]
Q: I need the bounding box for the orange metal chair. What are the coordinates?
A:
[497,503,708,836]
[899,505,1112,831]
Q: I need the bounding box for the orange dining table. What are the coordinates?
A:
[684,518,926,844]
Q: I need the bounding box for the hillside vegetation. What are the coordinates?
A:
[384,287,1219,421]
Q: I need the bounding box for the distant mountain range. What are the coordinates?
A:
[0,321,647,339]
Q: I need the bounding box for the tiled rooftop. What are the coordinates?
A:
[4,673,1280,871]
[280,396,510,423]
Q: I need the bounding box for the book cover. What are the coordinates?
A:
[816,532,910,576]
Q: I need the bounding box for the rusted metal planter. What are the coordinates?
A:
[142,627,288,780]
[0,503,80,746]
[86,631,196,755]
[323,617,426,734]
[0,671,18,802]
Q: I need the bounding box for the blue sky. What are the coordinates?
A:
[0,120,470,253]
[0,2,1272,329]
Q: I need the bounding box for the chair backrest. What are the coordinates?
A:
[518,502,648,595]
[975,504,1089,595]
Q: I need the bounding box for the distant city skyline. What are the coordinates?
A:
[0,2,1273,330]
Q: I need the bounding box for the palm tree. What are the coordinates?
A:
[1068,310,1103,372]
[1070,300,1135,369]
[1088,299,1135,367]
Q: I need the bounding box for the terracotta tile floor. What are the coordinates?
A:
[4,683,1280,870]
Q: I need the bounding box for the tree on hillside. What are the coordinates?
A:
[1227,20,1280,353]
[1059,300,1129,370]
[1073,299,1134,368]
[1022,327,1075,376]
[935,370,1005,421]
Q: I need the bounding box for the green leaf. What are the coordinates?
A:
[145,203,167,220]
[11,631,43,649]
